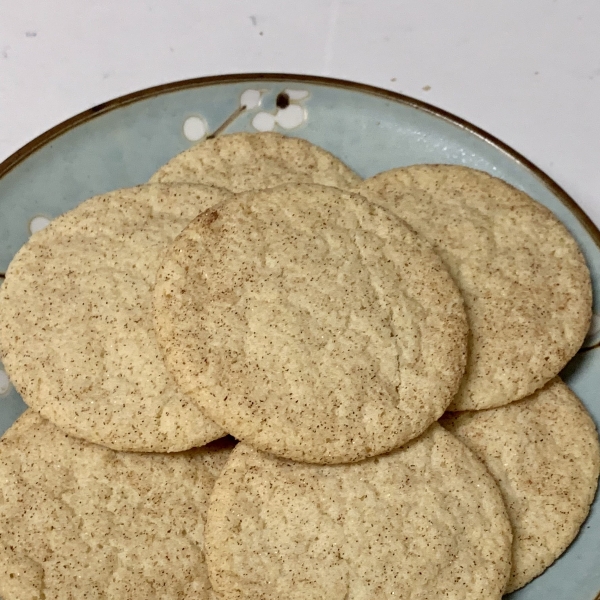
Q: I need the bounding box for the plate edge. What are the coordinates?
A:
[0,72,598,250]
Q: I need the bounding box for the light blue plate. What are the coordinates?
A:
[0,74,598,599]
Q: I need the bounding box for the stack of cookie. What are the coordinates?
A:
[0,132,598,599]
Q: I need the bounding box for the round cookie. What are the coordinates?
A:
[0,184,233,452]
[205,424,512,600]
[149,131,362,191]
[0,410,236,600]
[357,165,592,411]
[441,378,600,592]
[154,183,468,463]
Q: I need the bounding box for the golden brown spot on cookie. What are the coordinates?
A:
[203,210,219,225]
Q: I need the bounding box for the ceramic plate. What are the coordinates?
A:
[0,74,598,599]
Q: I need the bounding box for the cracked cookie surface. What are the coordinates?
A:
[0,411,236,600]
[154,184,468,463]
[358,165,592,410]
[0,184,232,451]
[441,378,600,592]
[205,425,512,600]
[149,132,362,192]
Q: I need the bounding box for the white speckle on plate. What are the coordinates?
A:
[275,104,305,129]
[284,89,309,101]
[183,116,207,141]
[29,216,51,234]
[240,89,262,110]
[0,370,10,395]
[252,112,276,132]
